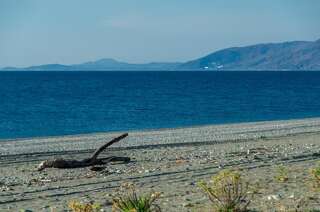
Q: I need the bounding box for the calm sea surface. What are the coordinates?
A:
[1,71,320,140]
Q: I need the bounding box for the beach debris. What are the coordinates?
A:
[37,133,130,171]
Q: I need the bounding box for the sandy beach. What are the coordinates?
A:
[1,118,320,211]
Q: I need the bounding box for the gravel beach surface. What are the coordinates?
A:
[1,118,320,211]
[1,117,320,156]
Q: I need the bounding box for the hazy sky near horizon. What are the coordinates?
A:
[1,0,320,67]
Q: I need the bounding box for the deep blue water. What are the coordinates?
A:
[1,71,320,140]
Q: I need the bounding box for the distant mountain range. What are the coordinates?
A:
[181,38,320,70]
[2,39,320,71]
[2,59,181,71]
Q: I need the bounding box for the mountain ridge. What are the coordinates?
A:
[179,39,320,70]
[2,38,320,71]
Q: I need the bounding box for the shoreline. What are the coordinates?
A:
[1,117,320,156]
[3,116,320,141]
[1,116,320,142]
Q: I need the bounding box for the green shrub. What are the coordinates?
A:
[198,170,254,212]
[112,185,161,212]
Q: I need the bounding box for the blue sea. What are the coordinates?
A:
[1,71,320,140]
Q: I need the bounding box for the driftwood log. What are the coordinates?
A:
[37,133,129,171]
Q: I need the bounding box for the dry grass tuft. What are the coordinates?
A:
[112,184,161,212]
[198,170,255,212]
[310,163,320,189]
[275,165,289,183]
[68,200,101,212]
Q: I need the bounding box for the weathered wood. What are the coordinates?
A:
[89,133,128,163]
[37,133,129,171]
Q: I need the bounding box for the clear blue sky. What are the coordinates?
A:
[1,0,319,67]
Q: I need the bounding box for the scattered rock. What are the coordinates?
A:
[267,194,281,201]
[183,203,194,208]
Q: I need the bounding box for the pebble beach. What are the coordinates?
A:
[1,118,320,211]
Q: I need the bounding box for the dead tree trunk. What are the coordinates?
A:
[37,133,129,171]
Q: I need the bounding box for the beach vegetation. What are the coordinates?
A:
[198,170,254,212]
[68,200,101,212]
[112,184,161,212]
[275,165,289,182]
[310,163,320,188]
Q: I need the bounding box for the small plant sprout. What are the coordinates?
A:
[275,165,289,182]
[112,184,161,212]
[198,169,254,212]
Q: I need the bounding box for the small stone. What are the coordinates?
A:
[267,194,281,201]
[189,181,196,186]
[183,203,194,208]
